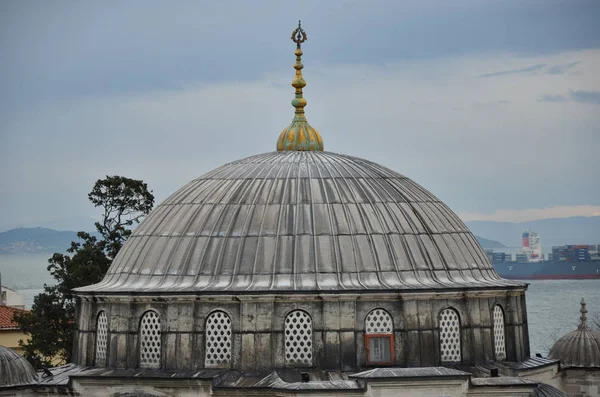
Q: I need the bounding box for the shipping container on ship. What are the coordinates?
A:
[491,233,600,280]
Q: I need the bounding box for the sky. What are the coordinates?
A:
[1,0,599,231]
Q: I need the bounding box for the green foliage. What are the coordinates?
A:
[89,175,154,259]
[13,176,154,369]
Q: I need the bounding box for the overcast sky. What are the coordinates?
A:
[1,0,599,231]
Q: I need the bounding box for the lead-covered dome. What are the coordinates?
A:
[79,151,519,294]
[0,345,38,387]
[549,298,600,368]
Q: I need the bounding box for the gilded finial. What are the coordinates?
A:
[578,298,589,330]
[291,20,307,49]
[276,21,323,152]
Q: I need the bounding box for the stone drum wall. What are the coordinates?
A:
[73,287,529,372]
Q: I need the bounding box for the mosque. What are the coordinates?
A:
[1,22,599,397]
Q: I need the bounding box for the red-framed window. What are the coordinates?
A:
[365,334,395,366]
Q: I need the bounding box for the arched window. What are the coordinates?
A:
[139,310,161,369]
[205,311,232,367]
[95,311,108,366]
[365,309,394,365]
[493,305,507,361]
[439,308,461,363]
[284,310,313,366]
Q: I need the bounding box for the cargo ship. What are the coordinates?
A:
[488,231,600,280]
[493,260,600,280]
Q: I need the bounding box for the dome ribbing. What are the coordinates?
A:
[77,151,521,294]
[548,298,600,368]
[0,345,38,387]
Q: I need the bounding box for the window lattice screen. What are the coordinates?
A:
[493,305,507,361]
[95,311,108,365]
[439,308,461,363]
[284,310,313,365]
[365,309,393,334]
[205,311,232,367]
[140,311,161,368]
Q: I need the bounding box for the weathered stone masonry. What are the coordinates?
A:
[74,288,529,371]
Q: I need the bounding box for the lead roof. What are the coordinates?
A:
[77,151,524,294]
[0,345,38,388]
[548,298,600,368]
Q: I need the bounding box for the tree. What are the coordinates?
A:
[89,175,154,259]
[14,176,154,369]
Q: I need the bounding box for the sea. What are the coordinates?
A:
[1,253,599,356]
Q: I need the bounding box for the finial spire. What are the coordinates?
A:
[276,21,323,152]
[290,21,307,117]
[578,298,589,330]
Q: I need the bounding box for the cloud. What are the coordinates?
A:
[478,61,581,79]
[2,1,599,113]
[1,48,599,229]
[571,90,600,104]
[538,94,568,103]
[478,64,546,78]
[538,90,600,104]
[473,99,511,108]
[545,61,581,75]
[458,205,600,223]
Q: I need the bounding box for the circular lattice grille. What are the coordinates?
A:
[365,309,393,334]
[95,311,108,365]
[439,308,461,363]
[284,310,313,365]
[140,311,161,368]
[493,305,507,361]
[205,311,232,367]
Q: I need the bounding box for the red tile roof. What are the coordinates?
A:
[0,305,28,330]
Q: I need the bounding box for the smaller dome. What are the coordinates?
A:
[0,345,38,387]
[529,383,571,397]
[548,298,600,368]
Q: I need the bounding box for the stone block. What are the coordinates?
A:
[241,302,257,332]
[406,330,421,366]
[461,325,471,363]
[417,299,432,329]
[126,333,138,369]
[339,301,356,330]
[164,333,177,369]
[115,333,128,368]
[273,332,285,367]
[191,333,203,369]
[393,331,405,367]
[240,333,255,370]
[340,331,356,370]
[312,330,324,367]
[256,302,274,332]
[404,300,419,330]
[324,331,340,369]
[255,332,272,370]
[356,331,366,367]
[471,326,485,363]
[177,304,194,332]
[178,333,192,369]
[323,301,340,330]
[469,297,482,326]
[481,327,494,362]
[479,297,491,325]
[419,330,436,366]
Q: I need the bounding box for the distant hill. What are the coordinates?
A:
[466,216,600,249]
[475,236,506,249]
[0,227,93,254]
[0,216,97,233]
